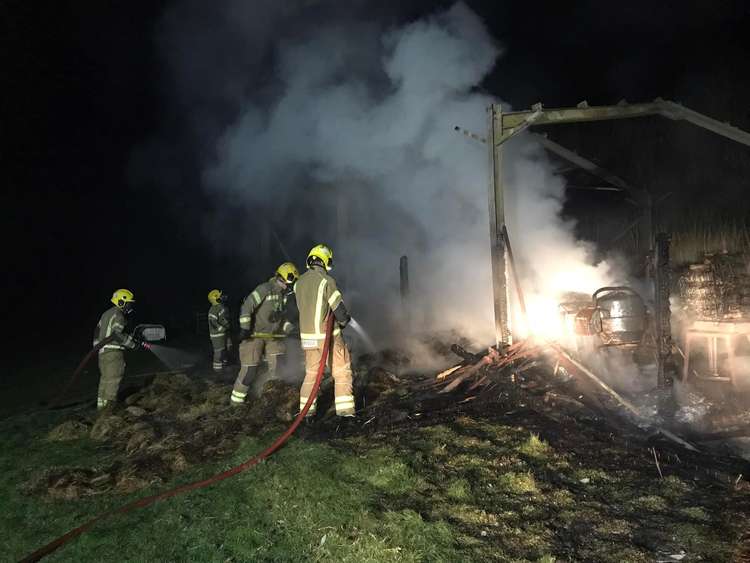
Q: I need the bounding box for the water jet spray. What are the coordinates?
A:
[348,317,377,354]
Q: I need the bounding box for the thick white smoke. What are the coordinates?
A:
[160,1,622,352]
[204,3,501,345]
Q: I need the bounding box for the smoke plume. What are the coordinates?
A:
[155,1,622,353]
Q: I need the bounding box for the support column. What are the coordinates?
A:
[400,255,410,333]
[654,232,673,388]
[487,104,511,345]
[639,190,654,255]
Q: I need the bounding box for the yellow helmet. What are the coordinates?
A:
[276,262,300,284]
[208,289,223,305]
[111,288,135,308]
[307,244,333,271]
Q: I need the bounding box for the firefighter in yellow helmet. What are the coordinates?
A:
[92,289,143,409]
[295,244,355,418]
[230,262,299,405]
[207,289,231,372]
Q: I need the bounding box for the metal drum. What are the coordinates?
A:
[591,286,647,346]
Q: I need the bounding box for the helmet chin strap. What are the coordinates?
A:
[308,258,325,270]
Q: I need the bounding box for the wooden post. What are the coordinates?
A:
[400,255,410,332]
[487,104,511,345]
[654,232,673,388]
[640,190,654,255]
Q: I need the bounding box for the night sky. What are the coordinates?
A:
[4,0,750,365]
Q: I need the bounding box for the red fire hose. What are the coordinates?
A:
[20,314,335,562]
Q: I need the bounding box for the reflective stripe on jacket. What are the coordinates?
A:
[208,303,230,338]
[294,266,343,342]
[93,306,135,353]
[239,278,287,336]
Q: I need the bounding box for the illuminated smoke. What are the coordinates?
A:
[157,1,623,352]
[503,137,622,340]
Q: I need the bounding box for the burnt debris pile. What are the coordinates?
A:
[25,333,750,501]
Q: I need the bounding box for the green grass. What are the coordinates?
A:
[517,433,551,460]
[1,415,455,562]
[1,407,746,562]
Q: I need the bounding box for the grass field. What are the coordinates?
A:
[2,400,747,562]
[1,338,748,562]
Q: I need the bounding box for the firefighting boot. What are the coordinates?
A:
[230,365,258,406]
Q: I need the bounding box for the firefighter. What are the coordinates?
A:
[230,262,299,405]
[207,289,231,372]
[295,244,354,418]
[93,289,144,409]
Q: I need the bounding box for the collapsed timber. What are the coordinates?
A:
[401,338,750,487]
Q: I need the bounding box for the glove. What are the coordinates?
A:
[282,321,295,336]
[132,335,151,351]
[338,312,351,329]
[238,329,251,341]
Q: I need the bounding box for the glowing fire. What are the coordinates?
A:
[510,261,614,342]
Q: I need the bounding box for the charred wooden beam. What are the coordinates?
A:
[654,232,674,388]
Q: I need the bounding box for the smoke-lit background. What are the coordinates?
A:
[4,0,750,367]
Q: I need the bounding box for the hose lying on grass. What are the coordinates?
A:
[20,314,334,563]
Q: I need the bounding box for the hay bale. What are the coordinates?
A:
[45,468,100,500]
[114,470,158,494]
[125,406,147,418]
[202,437,237,458]
[90,414,125,441]
[47,420,91,441]
[367,367,401,387]
[136,389,193,414]
[262,380,299,422]
[204,382,232,405]
[176,401,218,422]
[125,425,157,455]
[362,366,401,405]
[679,253,750,320]
[124,391,147,406]
[161,451,191,472]
[124,373,205,414]
[152,372,198,391]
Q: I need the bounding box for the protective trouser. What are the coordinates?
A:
[299,335,354,417]
[210,334,228,371]
[97,350,125,409]
[230,338,285,405]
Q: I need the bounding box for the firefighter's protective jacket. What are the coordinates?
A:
[294,265,344,346]
[239,278,292,338]
[93,306,136,353]
[208,303,230,337]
